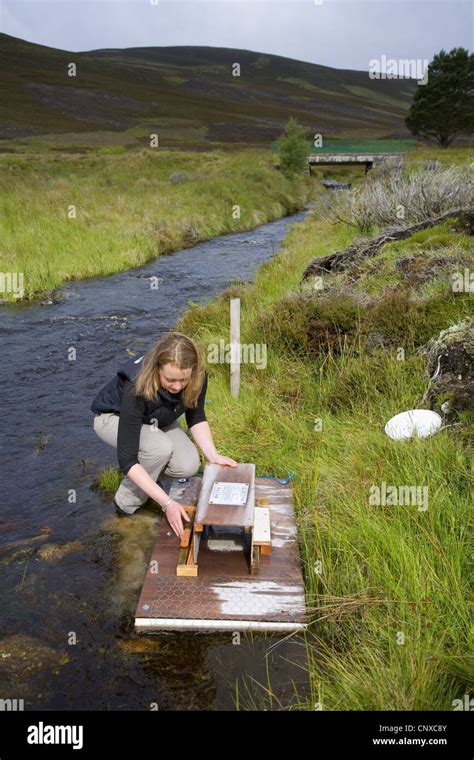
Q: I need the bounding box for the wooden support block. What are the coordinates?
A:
[260,545,271,556]
[183,533,199,575]
[250,544,260,575]
[256,497,269,507]
[253,507,271,547]
[176,564,198,577]
[176,544,190,569]
[177,543,198,576]
[249,506,271,572]
[180,528,191,548]
[194,523,203,533]
[176,505,199,576]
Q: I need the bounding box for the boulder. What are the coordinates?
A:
[423,318,474,422]
[321,179,351,190]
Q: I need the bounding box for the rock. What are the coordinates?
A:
[423,318,474,422]
[321,179,352,190]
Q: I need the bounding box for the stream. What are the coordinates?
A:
[0,209,312,710]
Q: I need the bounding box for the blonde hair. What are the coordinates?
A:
[134,332,205,408]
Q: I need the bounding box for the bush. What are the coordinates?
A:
[276,117,308,179]
[326,163,474,233]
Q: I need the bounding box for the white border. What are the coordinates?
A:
[135,617,307,632]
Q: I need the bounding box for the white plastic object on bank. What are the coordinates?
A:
[384,409,443,440]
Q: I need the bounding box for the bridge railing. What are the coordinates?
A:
[271,139,416,154]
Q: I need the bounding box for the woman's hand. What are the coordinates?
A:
[164,500,191,538]
[208,454,238,467]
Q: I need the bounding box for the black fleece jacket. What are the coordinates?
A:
[91,355,208,475]
[117,376,208,475]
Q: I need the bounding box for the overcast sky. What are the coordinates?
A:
[1,0,472,71]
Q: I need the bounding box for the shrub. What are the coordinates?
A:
[327,163,474,233]
[276,117,308,179]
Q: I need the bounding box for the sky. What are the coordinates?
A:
[1,0,472,72]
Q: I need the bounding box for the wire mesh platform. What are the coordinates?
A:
[134,476,308,633]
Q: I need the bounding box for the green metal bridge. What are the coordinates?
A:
[272,139,416,173]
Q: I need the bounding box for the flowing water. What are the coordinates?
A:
[0,210,313,710]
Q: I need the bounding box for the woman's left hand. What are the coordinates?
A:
[209,454,238,467]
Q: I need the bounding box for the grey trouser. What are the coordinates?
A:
[93,413,201,513]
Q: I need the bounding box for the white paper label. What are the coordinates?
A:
[209,481,249,506]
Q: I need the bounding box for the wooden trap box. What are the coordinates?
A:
[135,473,308,633]
[175,463,272,576]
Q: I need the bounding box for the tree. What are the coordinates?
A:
[406,47,474,147]
[276,117,308,177]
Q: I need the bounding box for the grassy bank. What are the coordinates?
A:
[171,151,472,710]
[0,147,317,302]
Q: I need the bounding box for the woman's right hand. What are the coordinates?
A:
[164,500,191,538]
